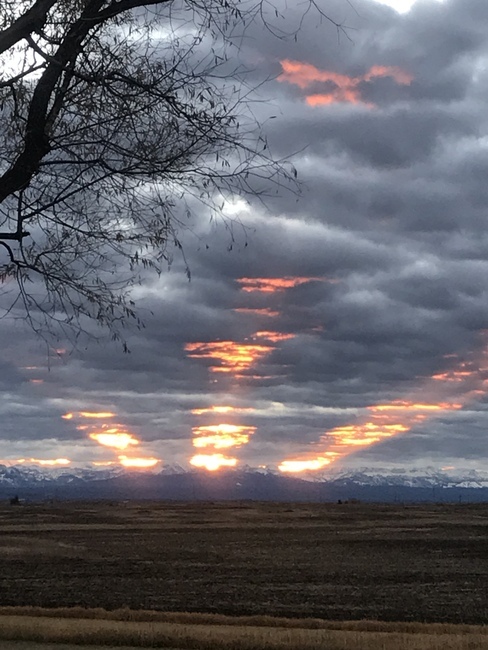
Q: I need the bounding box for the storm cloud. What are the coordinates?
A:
[2,0,488,473]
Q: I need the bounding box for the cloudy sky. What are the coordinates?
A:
[4,0,488,474]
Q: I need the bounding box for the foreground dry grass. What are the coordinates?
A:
[2,501,488,623]
[0,609,488,649]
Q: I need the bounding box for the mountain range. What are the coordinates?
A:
[3,464,488,502]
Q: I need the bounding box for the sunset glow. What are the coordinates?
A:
[15,458,71,466]
[278,398,467,473]
[278,60,413,107]
[254,331,296,342]
[89,431,140,450]
[431,370,474,382]
[184,273,330,470]
[61,410,155,466]
[185,341,273,374]
[370,401,463,413]
[236,277,323,293]
[118,455,160,468]
[328,422,408,446]
[190,453,238,471]
[328,402,463,452]
[79,411,115,419]
[234,308,280,317]
[192,424,256,449]
[63,411,116,419]
[279,457,332,473]
[5,0,487,487]
[191,405,254,415]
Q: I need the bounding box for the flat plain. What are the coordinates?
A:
[0,501,487,624]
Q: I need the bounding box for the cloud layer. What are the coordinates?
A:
[2,0,488,473]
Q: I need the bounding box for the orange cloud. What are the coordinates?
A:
[278,59,413,107]
[364,65,413,85]
[118,456,160,469]
[279,457,332,473]
[186,276,333,471]
[191,405,254,415]
[328,401,461,451]
[192,424,256,450]
[15,458,71,466]
[254,331,296,343]
[307,90,369,107]
[278,60,354,89]
[236,277,323,293]
[279,399,464,474]
[328,422,408,448]
[431,369,474,382]
[89,431,140,451]
[185,341,273,374]
[190,453,237,471]
[370,401,462,413]
[277,330,488,475]
[79,411,115,418]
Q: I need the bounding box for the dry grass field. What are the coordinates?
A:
[0,609,488,649]
[0,500,488,625]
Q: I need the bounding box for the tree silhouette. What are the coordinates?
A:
[0,0,346,345]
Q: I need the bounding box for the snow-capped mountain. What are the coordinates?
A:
[313,466,488,489]
[0,464,126,487]
[3,463,488,501]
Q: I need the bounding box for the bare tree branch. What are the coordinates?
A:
[0,0,343,344]
[0,0,57,56]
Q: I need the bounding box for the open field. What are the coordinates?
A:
[0,610,488,649]
[1,501,488,624]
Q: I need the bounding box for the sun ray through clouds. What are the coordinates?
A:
[185,341,274,374]
[10,458,71,467]
[190,454,238,471]
[186,276,324,470]
[89,431,140,450]
[191,405,254,415]
[277,350,485,474]
[118,456,160,469]
[192,424,256,449]
[61,411,160,469]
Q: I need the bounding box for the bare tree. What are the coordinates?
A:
[0,0,345,346]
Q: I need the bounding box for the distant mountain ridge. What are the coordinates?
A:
[314,466,488,489]
[2,464,488,502]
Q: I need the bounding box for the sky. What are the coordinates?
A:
[3,0,488,474]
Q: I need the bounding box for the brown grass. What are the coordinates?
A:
[0,606,487,636]
[0,609,487,649]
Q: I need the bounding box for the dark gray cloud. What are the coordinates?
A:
[2,0,488,472]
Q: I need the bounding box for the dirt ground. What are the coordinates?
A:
[0,501,487,623]
[3,641,181,650]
